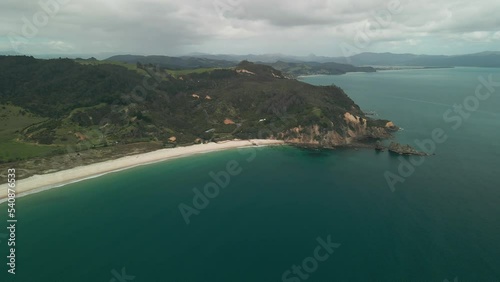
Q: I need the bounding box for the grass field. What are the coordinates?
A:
[165,67,219,77]
[0,104,57,162]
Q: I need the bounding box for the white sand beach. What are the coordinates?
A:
[0,139,285,203]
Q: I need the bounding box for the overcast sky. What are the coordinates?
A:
[1,0,499,57]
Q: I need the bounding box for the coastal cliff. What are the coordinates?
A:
[279,113,397,148]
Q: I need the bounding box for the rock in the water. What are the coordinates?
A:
[374,141,386,151]
[388,142,427,156]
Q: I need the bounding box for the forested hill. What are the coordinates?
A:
[0,56,396,162]
[0,56,142,117]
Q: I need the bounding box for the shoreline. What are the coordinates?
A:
[0,139,285,203]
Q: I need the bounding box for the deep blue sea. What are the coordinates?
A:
[1,67,500,282]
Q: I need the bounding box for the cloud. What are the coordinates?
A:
[0,0,498,56]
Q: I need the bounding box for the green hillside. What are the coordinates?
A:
[0,56,395,165]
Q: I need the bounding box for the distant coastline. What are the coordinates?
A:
[374,66,455,71]
[0,139,285,203]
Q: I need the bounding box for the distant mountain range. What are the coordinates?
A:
[331,51,500,67]
[0,51,20,56]
[105,54,375,76]
[187,53,342,64]
[189,51,500,68]
[3,50,499,72]
[104,51,500,76]
[265,61,376,77]
[106,55,235,69]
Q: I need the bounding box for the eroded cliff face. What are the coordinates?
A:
[279,112,397,148]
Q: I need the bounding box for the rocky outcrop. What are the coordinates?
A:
[375,141,385,151]
[279,112,396,148]
[388,142,427,156]
[385,121,398,131]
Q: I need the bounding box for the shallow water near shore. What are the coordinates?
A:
[1,67,500,281]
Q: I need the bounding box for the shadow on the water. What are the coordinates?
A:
[296,147,333,158]
[265,144,380,159]
[265,145,335,158]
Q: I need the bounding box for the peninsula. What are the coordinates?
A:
[0,56,406,189]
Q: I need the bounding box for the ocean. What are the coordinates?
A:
[1,67,500,281]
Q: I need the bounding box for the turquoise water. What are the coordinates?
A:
[1,67,500,281]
